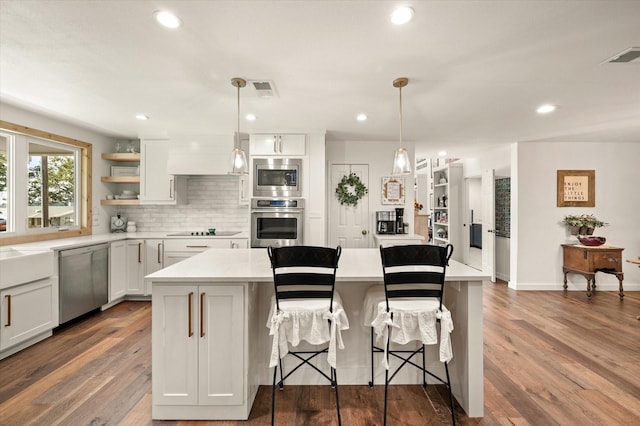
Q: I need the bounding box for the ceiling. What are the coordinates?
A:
[1,0,639,159]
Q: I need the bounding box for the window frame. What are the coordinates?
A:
[0,120,92,245]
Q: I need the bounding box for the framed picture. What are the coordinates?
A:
[557,170,595,207]
[382,176,405,205]
[111,166,139,177]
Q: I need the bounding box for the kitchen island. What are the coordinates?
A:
[146,248,488,420]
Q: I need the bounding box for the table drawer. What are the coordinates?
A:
[592,252,622,271]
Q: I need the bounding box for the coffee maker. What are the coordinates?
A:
[376,211,396,234]
[395,208,405,234]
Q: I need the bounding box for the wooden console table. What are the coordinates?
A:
[561,244,624,299]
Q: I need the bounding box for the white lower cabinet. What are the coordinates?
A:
[126,240,146,295]
[152,284,246,418]
[144,239,164,295]
[0,277,58,353]
[109,240,127,301]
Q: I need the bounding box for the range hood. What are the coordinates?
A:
[167,134,237,175]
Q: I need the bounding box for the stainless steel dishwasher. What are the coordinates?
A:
[58,243,109,324]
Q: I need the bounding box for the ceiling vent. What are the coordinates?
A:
[249,80,278,98]
[602,47,640,64]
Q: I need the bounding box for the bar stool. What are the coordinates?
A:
[267,245,349,425]
[363,244,456,425]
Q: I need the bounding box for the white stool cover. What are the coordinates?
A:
[363,286,453,369]
[267,292,349,368]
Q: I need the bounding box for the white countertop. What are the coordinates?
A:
[2,231,249,251]
[145,248,489,283]
[373,233,425,240]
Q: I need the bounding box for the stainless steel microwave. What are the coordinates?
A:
[253,158,302,198]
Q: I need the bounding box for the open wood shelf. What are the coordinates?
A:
[100,199,140,206]
[101,153,140,162]
[101,176,140,183]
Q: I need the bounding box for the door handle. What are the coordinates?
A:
[362,230,368,235]
[200,292,205,337]
[273,135,277,153]
[188,292,194,337]
[487,229,494,233]
[157,243,162,264]
[138,242,142,263]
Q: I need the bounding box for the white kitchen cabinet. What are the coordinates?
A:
[238,174,250,205]
[249,133,305,156]
[126,239,146,295]
[144,239,164,295]
[152,284,244,409]
[140,139,185,204]
[0,277,58,353]
[163,238,248,267]
[109,240,127,301]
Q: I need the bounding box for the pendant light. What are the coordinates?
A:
[230,77,249,175]
[392,77,412,175]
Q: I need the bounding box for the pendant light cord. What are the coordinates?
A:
[399,85,403,148]
[236,83,240,150]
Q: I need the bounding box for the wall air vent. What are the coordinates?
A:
[249,80,278,98]
[602,47,640,64]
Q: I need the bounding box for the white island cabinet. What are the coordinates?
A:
[152,284,246,413]
[147,248,488,420]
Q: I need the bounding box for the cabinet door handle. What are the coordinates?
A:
[278,135,283,153]
[169,178,174,198]
[186,245,209,248]
[188,292,194,337]
[273,135,277,153]
[157,243,162,264]
[200,292,205,338]
[5,295,11,327]
[138,242,142,263]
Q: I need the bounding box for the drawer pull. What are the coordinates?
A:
[188,292,194,337]
[5,295,10,327]
[200,292,205,337]
[186,245,209,249]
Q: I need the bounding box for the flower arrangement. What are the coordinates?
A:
[414,200,423,211]
[561,214,608,235]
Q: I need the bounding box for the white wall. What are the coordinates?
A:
[326,140,415,247]
[512,141,640,290]
[0,102,116,234]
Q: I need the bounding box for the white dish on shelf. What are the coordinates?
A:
[119,195,138,200]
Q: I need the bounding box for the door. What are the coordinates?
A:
[482,169,496,282]
[140,139,175,203]
[126,240,145,294]
[199,285,244,405]
[109,241,127,301]
[152,285,199,405]
[329,164,370,248]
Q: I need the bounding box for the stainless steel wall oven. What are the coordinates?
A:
[251,198,304,248]
[253,158,302,198]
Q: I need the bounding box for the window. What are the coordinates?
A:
[0,120,92,244]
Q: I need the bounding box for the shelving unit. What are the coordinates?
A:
[101,152,141,206]
[430,162,463,262]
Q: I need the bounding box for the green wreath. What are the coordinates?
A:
[335,172,368,206]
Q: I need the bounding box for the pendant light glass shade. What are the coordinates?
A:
[229,77,249,175]
[392,77,412,175]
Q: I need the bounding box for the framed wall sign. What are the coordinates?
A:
[557,170,595,207]
[382,176,405,205]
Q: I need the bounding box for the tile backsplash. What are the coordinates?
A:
[117,175,249,233]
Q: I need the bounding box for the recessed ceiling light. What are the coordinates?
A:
[537,104,557,114]
[135,114,149,120]
[154,11,182,29]
[245,114,256,121]
[357,113,367,121]
[391,6,414,25]
[438,151,447,157]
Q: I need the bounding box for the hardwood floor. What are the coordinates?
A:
[0,282,638,425]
